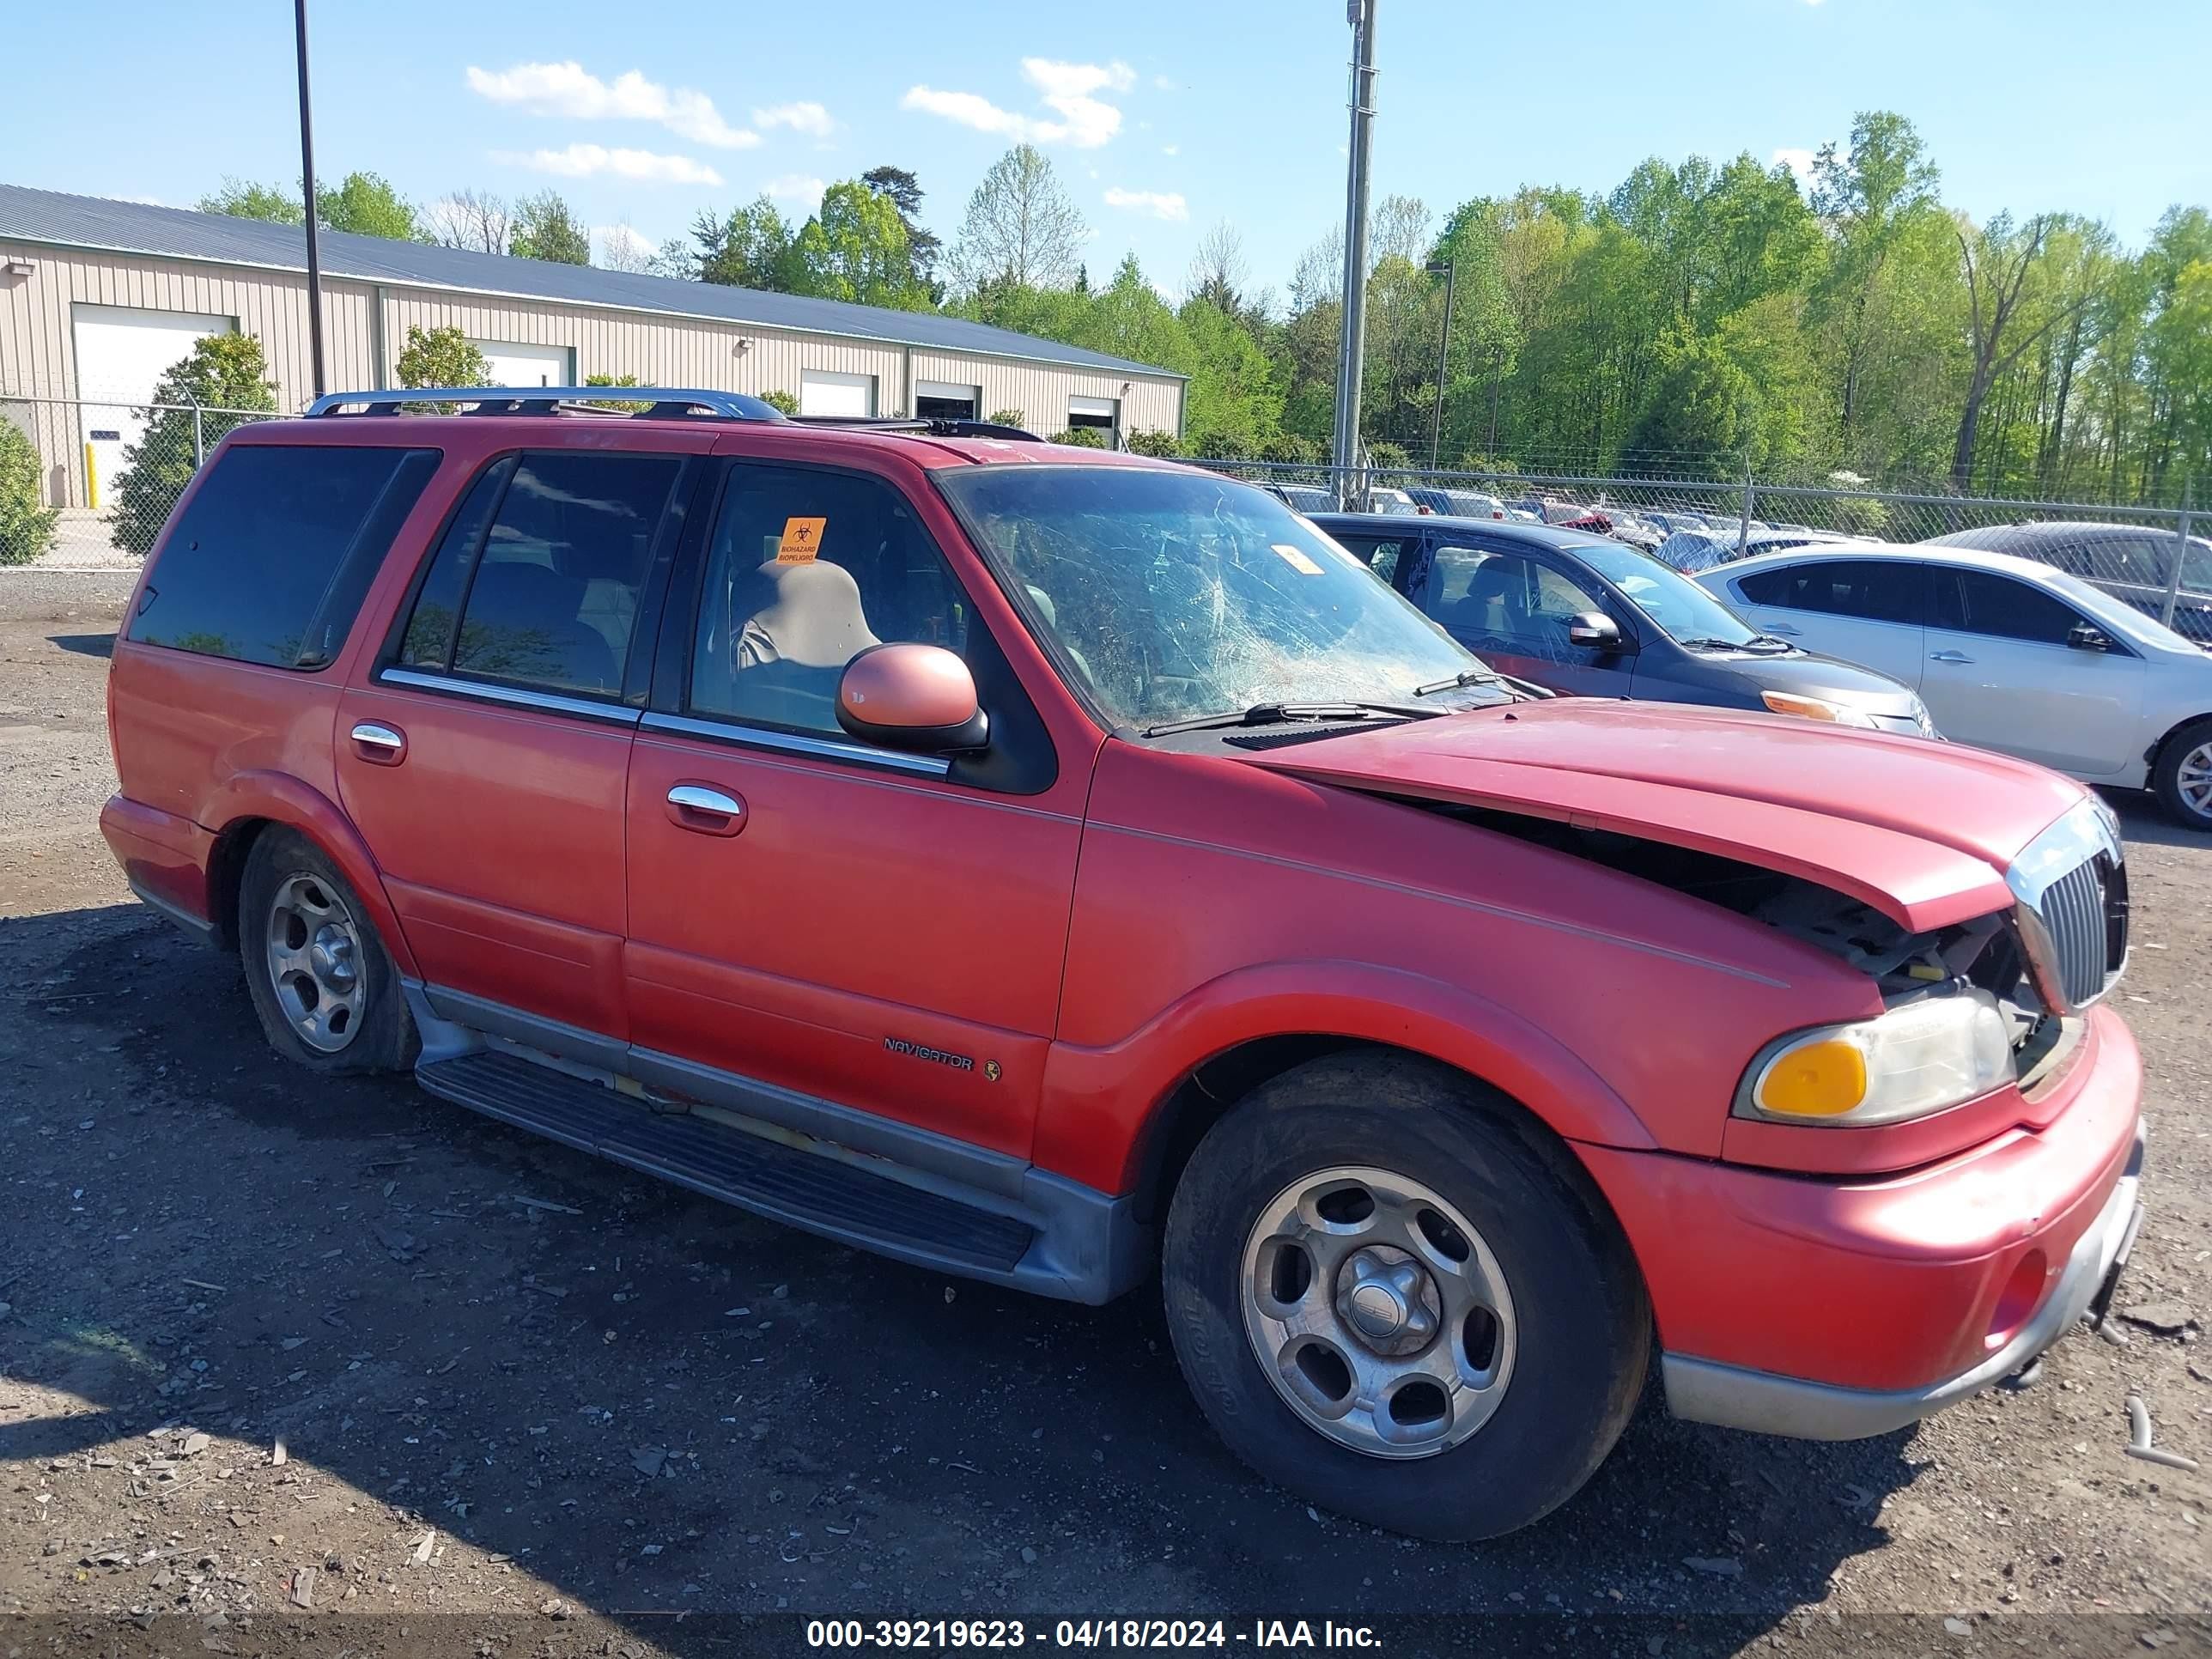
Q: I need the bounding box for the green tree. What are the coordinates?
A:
[108,333,278,556]
[201,171,424,240]
[694,198,797,289]
[582,372,650,413]
[509,190,592,264]
[395,325,490,403]
[948,145,1087,293]
[787,182,932,308]
[198,177,303,224]
[860,165,944,295]
[759,389,801,416]
[0,419,58,567]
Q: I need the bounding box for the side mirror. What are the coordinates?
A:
[836,643,989,753]
[1566,611,1628,651]
[2067,623,2112,653]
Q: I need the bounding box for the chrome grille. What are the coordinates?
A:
[2038,857,2112,1009]
[2007,799,2128,1015]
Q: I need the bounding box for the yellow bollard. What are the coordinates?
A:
[83,441,99,511]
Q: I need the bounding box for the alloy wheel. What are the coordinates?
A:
[1239,1165,1516,1459]
[264,872,368,1054]
[2178,740,2212,822]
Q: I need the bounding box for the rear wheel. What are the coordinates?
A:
[239,827,416,1074]
[2152,719,2212,830]
[1161,1052,1649,1540]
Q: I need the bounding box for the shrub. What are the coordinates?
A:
[395,326,489,408]
[759,388,801,416]
[0,419,58,567]
[1126,428,1184,458]
[109,332,279,557]
[988,407,1027,429]
[1050,427,1109,448]
[583,372,651,413]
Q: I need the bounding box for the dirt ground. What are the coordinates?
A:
[2,574,2207,1659]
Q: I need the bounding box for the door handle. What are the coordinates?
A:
[349,720,406,765]
[666,782,746,837]
[1930,649,1975,664]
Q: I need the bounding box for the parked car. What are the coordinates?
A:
[1702,541,2212,827]
[1406,485,1507,520]
[1365,486,1422,515]
[1920,521,2212,648]
[104,389,2144,1543]
[1597,511,1666,554]
[1644,511,1716,536]
[1311,514,1933,733]
[1264,481,1338,514]
[1655,526,1848,574]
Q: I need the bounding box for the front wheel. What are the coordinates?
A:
[2152,719,2212,831]
[1161,1053,1650,1540]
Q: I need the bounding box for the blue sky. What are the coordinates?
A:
[3,0,2207,297]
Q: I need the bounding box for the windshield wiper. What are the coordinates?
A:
[1413,668,1503,696]
[1143,700,1438,738]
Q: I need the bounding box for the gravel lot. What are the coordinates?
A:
[2,574,2207,1659]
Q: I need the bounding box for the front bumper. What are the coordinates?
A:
[1662,1122,2143,1439]
[1582,1003,2143,1439]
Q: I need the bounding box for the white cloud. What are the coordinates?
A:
[754,100,833,137]
[1771,145,1821,185]
[901,58,1133,149]
[1161,143,1179,157]
[763,173,827,205]
[495,143,724,185]
[1152,74,1176,91]
[1103,185,1188,221]
[466,61,759,149]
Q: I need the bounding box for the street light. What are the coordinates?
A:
[1424,259,1455,471]
[295,0,326,398]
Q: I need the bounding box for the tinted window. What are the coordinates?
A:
[1329,534,1409,586]
[1735,559,1924,625]
[1933,568,2086,645]
[129,444,437,668]
[1422,546,1609,657]
[398,459,515,669]
[690,465,972,735]
[402,452,683,696]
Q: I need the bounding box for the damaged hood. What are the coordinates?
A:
[1242,700,2088,932]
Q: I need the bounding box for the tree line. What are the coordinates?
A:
[200,112,2209,501]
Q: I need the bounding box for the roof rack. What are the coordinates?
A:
[787,415,1044,442]
[304,386,789,422]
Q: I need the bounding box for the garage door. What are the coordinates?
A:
[800,370,876,418]
[472,340,574,388]
[71,304,236,500]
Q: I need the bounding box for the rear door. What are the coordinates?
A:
[337,443,705,1041]
[620,451,1083,1158]
[1413,541,1638,698]
[1922,563,2144,774]
[1724,557,1929,688]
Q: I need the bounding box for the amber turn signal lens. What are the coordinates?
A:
[1753,1037,1868,1117]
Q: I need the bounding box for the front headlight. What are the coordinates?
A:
[1735,988,2013,1127]
[1910,696,1941,738]
[1760,690,1879,729]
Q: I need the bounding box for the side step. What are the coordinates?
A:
[416,1049,1036,1273]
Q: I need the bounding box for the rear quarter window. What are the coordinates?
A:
[128,443,439,669]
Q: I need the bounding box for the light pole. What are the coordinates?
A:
[295,0,327,399]
[1425,259,1455,471]
[1331,0,1376,507]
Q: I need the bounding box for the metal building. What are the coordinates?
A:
[0,182,1186,508]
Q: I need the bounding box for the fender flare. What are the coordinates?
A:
[1036,959,1659,1195]
[202,770,419,980]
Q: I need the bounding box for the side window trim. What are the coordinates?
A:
[639,709,951,779]
[374,453,520,670]
[429,456,525,673]
[377,665,644,726]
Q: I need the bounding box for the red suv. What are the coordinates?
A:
[103,388,2144,1540]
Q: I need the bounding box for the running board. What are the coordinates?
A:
[415,1049,1036,1274]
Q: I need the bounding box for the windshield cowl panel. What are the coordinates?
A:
[935,465,1490,731]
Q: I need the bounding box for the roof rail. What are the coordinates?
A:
[303,387,790,422]
[787,415,1044,442]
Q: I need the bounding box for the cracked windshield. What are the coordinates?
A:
[938,465,1510,728]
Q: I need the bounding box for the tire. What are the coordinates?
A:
[1162,1052,1650,1541]
[238,826,417,1074]
[2152,718,2212,831]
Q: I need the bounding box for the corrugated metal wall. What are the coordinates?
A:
[1,241,1186,506]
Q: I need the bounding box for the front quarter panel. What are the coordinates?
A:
[1037,740,1884,1192]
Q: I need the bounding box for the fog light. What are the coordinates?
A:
[1987,1249,2049,1350]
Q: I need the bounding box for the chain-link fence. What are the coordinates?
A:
[1191,456,2210,644]
[1,393,278,566]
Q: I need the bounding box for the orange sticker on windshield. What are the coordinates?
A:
[1271,542,1326,576]
[777,517,827,563]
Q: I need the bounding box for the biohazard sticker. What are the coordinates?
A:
[777,517,827,563]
